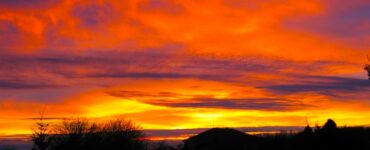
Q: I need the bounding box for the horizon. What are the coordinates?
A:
[0,0,370,142]
[0,124,338,148]
[0,123,368,149]
[0,126,304,149]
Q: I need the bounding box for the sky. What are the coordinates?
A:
[0,0,370,136]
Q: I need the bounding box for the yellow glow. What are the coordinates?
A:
[84,97,164,118]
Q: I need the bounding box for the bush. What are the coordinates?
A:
[31,118,147,150]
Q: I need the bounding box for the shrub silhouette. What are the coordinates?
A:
[97,119,146,150]
[32,118,146,150]
[48,118,90,150]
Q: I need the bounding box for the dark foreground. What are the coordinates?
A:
[27,119,370,150]
[184,123,370,150]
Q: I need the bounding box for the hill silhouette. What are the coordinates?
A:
[183,119,370,150]
[184,128,258,150]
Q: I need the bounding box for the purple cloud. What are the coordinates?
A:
[107,90,311,111]
[262,75,370,99]
[284,0,370,48]
[72,2,115,28]
[137,0,185,14]
[0,21,23,49]
[0,0,59,9]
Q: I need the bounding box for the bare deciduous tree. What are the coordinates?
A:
[37,117,147,150]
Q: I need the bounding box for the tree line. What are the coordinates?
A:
[31,117,149,150]
[31,118,370,150]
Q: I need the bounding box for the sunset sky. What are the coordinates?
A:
[0,0,370,136]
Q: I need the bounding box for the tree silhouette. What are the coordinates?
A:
[30,118,370,150]
[303,125,313,135]
[321,119,337,133]
[98,119,146,150]
[31,114,50,150]
[31,117,146,150]
[365,55,370,80]
[365,64,370,80]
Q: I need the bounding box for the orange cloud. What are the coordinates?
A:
[0,0,370,137]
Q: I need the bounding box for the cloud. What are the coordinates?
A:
[0,48,279,89]
[0,80,58,89]
[107,90,311,111]
[0,0,370,135]
[0,21,24,49]
[262,75,370,99]
[148,97,310,111]
[284,0,370,49]
[72,2,115,28]
[137,0,185,14]
[0,0,59,9]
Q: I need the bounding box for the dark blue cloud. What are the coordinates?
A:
[0,46,277,87]
[151,97,309,111]
[107,90,310,111]
[0,46,365,104]
[0,88,85,103]
[0,47,357,91]
[0,80,58,89]
[89,72,207,79]
[262,75,370,99]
